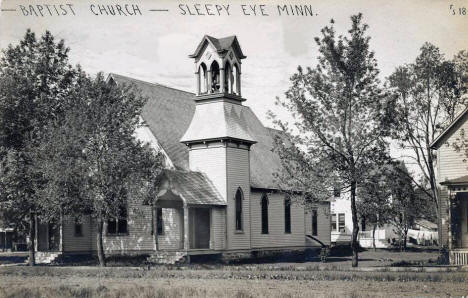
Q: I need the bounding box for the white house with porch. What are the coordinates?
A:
[34,35,331,264]
[431,107,468,265]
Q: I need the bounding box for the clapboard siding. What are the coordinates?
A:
[226,146,251,250]
[250,192,305,248]
[97,198,154,253]
[62,216,93,252]
[189,144,227,201]
[305,203,331,246]
[439,187,450,247]
[212,207,226,250]
[438,119,468,182]
[158,208,183,250]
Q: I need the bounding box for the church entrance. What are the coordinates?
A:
[189,208,210,249]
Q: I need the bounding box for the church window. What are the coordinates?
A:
[261,194,269,234]
[284,198,291,234]
[107,203,128,235]
[312,209,318,236]
[235,188,243,231]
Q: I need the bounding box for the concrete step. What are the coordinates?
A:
[28,252,62,264]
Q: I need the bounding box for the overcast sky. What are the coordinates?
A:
[1,0,468,170]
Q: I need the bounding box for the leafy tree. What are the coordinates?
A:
[357,165,392,251]
[37,73,163,267]
[389,45,468,245]
[270,14,395,267]
[0,30,76,265]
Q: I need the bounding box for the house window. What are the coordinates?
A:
[284,198,291,234]
[74,219,83,237]
[338,213,345,233]
[235,188,243,231]
[107,203,128,235]
[312,209,318,236]
[333,186,341,198]
[157,208,164,235]
[261,194,269,234]
[331,214,337,231]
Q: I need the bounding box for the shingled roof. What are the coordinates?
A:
[158,170,226,205]
[441,175,468,186]
[189,35,246,59]
[109,73,283,190]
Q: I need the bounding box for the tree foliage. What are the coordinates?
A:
[270,14,395,267]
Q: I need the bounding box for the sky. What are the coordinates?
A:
[1,0,468,169]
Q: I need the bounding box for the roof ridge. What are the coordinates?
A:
[109,73,195,97]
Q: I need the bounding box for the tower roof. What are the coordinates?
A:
[189,35,246,59]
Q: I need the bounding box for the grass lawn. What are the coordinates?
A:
[0,249,465,297]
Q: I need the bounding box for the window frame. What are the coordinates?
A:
[338,213,346,233]
[261,193,269,234]
[235,188,243,232]
[107,203,128,236]
[312,209,318,236]
[331,213,337,232]
[284,198,291,234]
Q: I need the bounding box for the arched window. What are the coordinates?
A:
[233,63,240,96]
[261,194,269,234]
[210,61,220,93]
[224,61,234,94]
[235,188,243,231]
[199,63,208,94]
[284,198,291,234]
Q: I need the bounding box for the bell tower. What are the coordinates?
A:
[180,35,255,250]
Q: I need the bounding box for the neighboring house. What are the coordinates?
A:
[330,192,353,244]
[431,107,468,265]
[34,35,331,263]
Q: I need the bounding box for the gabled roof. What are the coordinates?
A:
[158,170,225,205]
[440,175,468,186]
[431,107,468,149]
[189,35,246,59]
[109,73,284,190]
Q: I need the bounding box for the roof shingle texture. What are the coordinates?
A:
[161,170,226,205]
[110,73,283,189]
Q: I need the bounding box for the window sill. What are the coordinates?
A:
[106,233,129,237]
[235,230,244,234]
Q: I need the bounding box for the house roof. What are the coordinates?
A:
[430,107,468,149]
[158,170,225,205]
[109,73,284,190]
[189,35,246,59]
[414,219,437,231]
[440,175,468,186]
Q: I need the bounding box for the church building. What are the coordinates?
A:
[34,35,331,264]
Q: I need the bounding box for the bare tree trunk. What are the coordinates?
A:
[372,224,377,251]
[350,180,359,267]
[96,217,106,267]
[403,228,408,251]
[28,212,35,266]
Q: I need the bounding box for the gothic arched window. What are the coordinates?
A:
[261,194,269,234]
[210,61,220,93]
[199,62,208,94]
[233,63,240,96]
[235,188,243,231]
[224,61,234,94]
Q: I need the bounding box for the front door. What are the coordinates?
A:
[189,208,211,249]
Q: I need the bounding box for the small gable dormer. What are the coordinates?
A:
[189,35,245,99]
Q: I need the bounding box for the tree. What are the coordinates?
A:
[0,30,76,265]
[270,14,396,267]
[37,73,163,267]
[357,165,392,251]
[389,45,468,247]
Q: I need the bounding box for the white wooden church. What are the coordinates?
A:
[34,35,331,263]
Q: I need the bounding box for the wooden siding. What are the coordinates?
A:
[157,208,183,250]
[189,144,227,201]
[436,117,468,248]
[437,116,468,182]
[211,207,226,250]
[305,203,331,246]
[250,192,305,248]
[96,198,154,254]
[62,216,93,252]
[225,146,251,250]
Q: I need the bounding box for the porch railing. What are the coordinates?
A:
[450,250,468,265]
